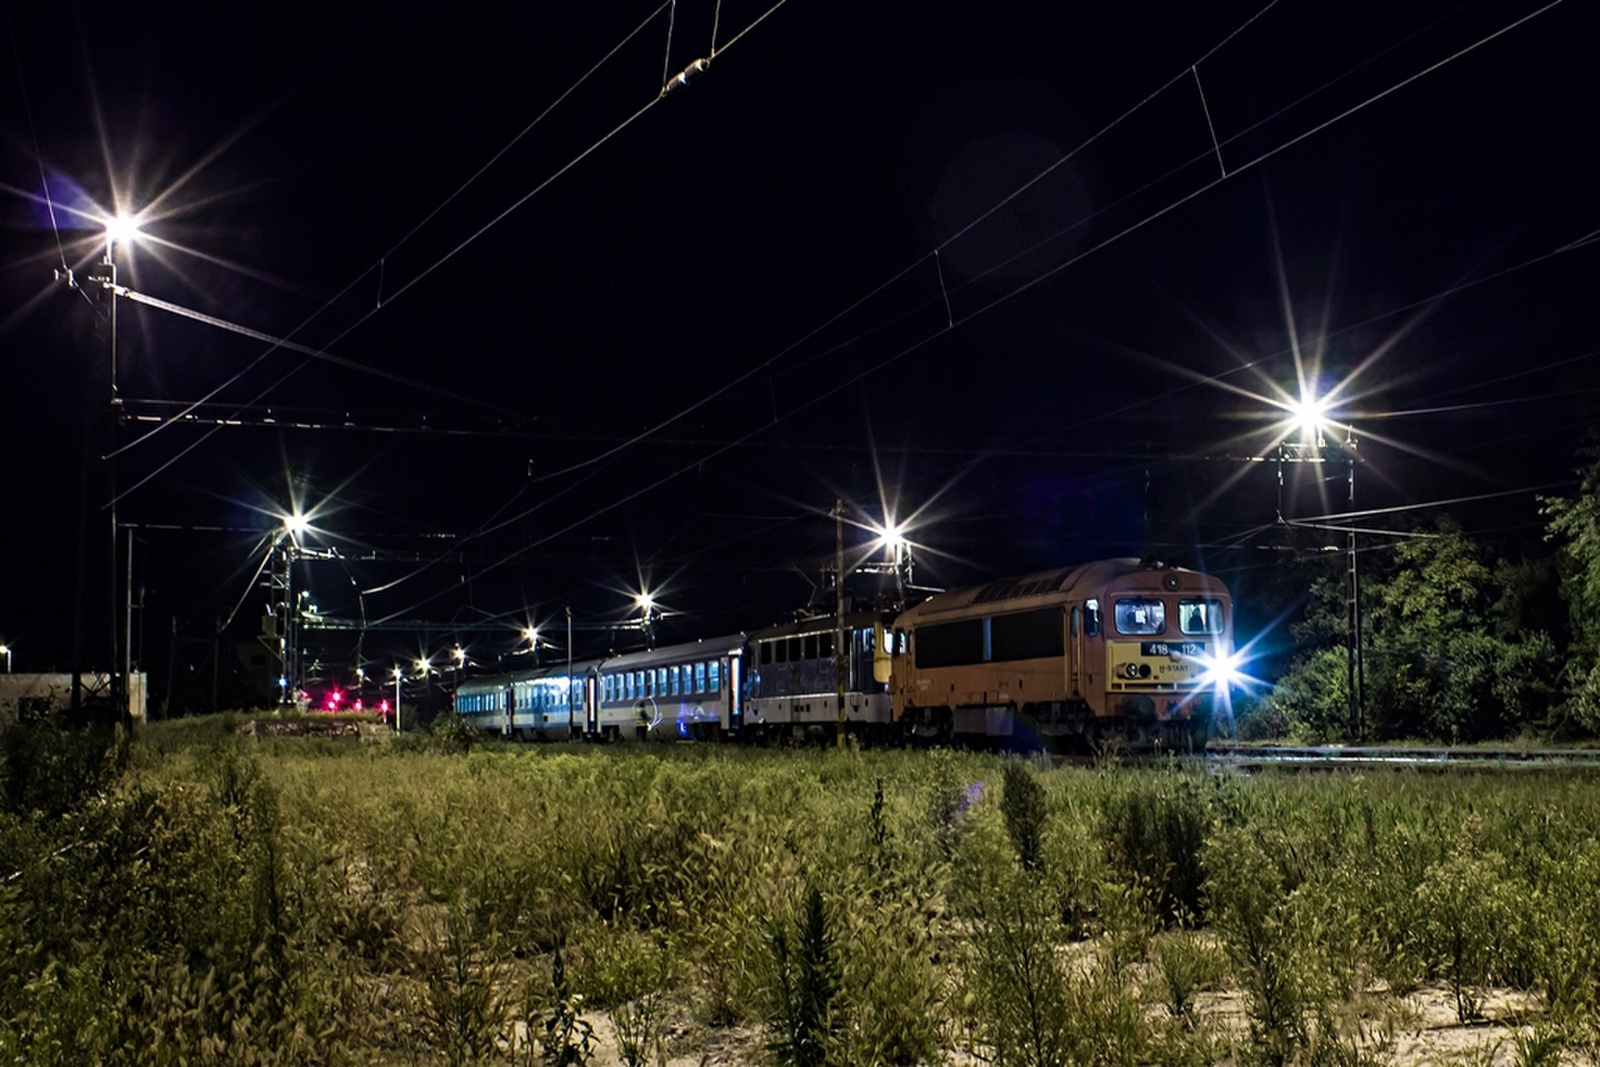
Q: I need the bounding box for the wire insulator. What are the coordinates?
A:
[661,57,711,96]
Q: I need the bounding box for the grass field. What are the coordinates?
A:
[2,716,1598,1065]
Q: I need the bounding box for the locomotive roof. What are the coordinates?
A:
[896,558,1229,623]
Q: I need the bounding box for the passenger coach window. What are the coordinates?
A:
[695,662,707,692]
[819,632,834,658]
[1180,600,1224,634]
[710,662,721,691]
[803,634,818,660]
[1114,598,1166,635]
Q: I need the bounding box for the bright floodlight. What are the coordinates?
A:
[1288,392,1332,440]
[637,591,656,614]
[283,510,311,540]
[103,213,142,253]
[524,626,539,645]
[452,646,466,664]
[417,657,431,674]
[391,665,403,680]
[876,520,908,557]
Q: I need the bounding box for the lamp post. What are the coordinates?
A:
[417,656,432,722]
[1280,394,1363,738]
[68,215,139,719]
[451,646,465,714]
[391,665,403,732]
[565,607,575,740]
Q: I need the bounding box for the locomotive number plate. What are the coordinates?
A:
[1141,641,1206,657]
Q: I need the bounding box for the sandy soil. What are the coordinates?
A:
[556,983,1574,1066]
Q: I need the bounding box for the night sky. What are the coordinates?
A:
[2,0,1597,702]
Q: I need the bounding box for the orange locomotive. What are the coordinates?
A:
[889,558,1235,749]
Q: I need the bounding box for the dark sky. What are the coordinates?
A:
[2,0,1597,694]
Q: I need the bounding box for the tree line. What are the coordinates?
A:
[1245,448,1600,743]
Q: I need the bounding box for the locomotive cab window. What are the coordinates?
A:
[1085,599,1101,637]
[1114,598,1165,635]
[1180,599,1224,635]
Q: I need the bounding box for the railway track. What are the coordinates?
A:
[1201,742,1600,771]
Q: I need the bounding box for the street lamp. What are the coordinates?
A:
[1276,390,1363,738]
[0,644,11,673]
[67,214,141,719]
[871,517,914,603]
[391,665,403,732]
[451,645,466,714]
[635,592,658,650]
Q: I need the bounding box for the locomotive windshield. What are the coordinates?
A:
[1114,598,1165,635]
[1180,599,1225,634]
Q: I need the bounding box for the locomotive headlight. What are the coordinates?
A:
[1197,651,1243,689]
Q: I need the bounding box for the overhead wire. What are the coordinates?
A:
[366,0,1577,620]
[511,0,1518,491]
[111,2,673,462]
[108,3,759,504]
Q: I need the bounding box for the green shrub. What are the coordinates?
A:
[1153,928,1225,1018]
[1000,760,1048,872]
[766,886,840,1067]
[1417,834,1524,1022]
[1101,775,1211,926]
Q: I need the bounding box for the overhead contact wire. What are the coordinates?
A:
[116,3,671,458]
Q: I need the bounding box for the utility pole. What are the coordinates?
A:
[1343,433,1363,739]
[1278,426,1364,741]
[834,500,846,749]
[566,606,576,740]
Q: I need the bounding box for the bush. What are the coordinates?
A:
[1101,776,1211,926]
[766,886,840,1067]
[1000,760,1047,872]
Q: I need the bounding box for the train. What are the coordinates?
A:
[454,557,1237,750]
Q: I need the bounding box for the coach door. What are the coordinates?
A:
[585,673,599,736]
[727,653,744,732]
[1069,607,1081,698]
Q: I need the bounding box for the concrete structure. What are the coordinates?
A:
[0,673,147,725]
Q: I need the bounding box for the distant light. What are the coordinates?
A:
[391,665,403,681]
[452,646,466,665]
[637,592,656,613]
[417,657,431,674]
[524,626,539,645]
